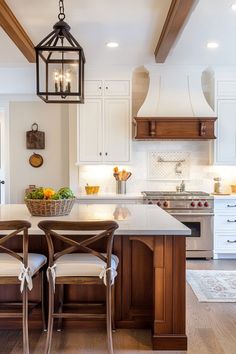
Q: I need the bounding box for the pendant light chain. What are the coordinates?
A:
[58,0,65,20]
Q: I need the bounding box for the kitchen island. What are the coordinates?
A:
[0,203,190,351]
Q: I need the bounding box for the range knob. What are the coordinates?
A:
[204,201,209,207]
[190,201,195,207]
[198,201,203,207]
[163,201,168,208]
[157,201,162,207]
[148,201,153,205]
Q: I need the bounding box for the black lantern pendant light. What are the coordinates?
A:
[35,0,85,103]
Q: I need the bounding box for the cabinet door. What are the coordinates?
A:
[104,80,130,96]
[78,99,103,163]
[216,100,236,164]
[84,80,103,97]
[104,99,130,163]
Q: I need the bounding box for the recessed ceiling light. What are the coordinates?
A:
[207,42,219,49]
[106,42,119,48]
[232,3,236,11]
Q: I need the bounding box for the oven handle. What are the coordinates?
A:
[227,240,236,243]
[170,213,214,216]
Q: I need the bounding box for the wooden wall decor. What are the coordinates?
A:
[0,0,35,63]
[133,117,217,140]
[29,153,44,168]
[26,123,45,149]
[155,0,198,63]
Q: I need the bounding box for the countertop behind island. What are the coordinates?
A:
[0,203,190,236]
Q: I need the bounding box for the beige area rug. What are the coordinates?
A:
[187,270,236,302]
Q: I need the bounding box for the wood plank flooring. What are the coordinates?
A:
[1,260,236,354]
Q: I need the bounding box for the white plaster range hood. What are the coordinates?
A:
[134,65,217,140]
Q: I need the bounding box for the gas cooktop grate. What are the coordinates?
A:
[142,191,210,197]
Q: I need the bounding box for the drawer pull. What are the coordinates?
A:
[227,240,236,243]
[227,204,236,207]
[227,219,236,222]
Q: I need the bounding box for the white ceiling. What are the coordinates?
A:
[2,0,236,68]
[1,0,171,67]
[166,0,236,66]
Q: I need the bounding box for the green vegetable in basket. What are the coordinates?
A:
[25,187,44,200]
[51,192,61,200]
[58,187,74,199]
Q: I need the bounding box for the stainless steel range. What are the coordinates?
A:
[142,191,214,259]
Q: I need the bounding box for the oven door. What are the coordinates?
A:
[172,214,213,258]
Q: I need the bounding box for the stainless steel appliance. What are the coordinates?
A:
[142,191,214,259]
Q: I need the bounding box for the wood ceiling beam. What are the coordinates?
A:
[155,0,198,63]
[0,0,35,62]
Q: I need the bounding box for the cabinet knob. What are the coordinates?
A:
[99,152,102,156]
[105,152,108,156]
[105,87,108,90]
[99,86,102,89]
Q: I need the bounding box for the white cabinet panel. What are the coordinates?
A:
[78,100,103,162]
[217,81,236,97]
[214,198,236,258]
[104,80,130,96]
[215,100,236,164]
[84,81,103,97]
[214,199,236,212]
[215,235,236,251]
[215,215,236,231]
[104,99,130,162]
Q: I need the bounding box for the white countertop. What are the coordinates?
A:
[213,194,236,199]
[77,193,143,200]
[0,204,190,236]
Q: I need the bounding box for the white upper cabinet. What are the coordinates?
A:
[215,100,236,164]
[104,80,130,96]
[77,80,131,165]
[213,74,236,165]
[78,99,103,163]
[84,81,103,97]
[104,99,130,162]
[85,80,130,97]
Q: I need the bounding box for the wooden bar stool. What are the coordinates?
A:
[38,220,119,354]
[0,220,47,354]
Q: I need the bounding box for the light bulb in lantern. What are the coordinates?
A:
[54,71,59,92]
[65,71,71,92]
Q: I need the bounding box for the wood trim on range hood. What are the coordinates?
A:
[134,65,217,140]
[133,117,217,140]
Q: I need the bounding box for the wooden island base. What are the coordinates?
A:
[0,234,187,351]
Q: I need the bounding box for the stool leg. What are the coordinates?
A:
[41,270,47,331]
[44,277,54,354]
[57,284,64,332]
[106,282,113,354]
[22,283,29,354]
[111,286,116,332]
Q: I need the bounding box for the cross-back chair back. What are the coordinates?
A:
[0,220,31,268]
[38,220,119,269]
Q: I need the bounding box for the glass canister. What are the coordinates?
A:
[214,177,222,194]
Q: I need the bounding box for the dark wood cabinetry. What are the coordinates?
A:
[133,117,217,140]
[0,233,187,351]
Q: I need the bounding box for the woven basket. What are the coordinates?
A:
[25,198,75,216]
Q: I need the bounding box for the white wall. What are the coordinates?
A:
[9,101,69,203]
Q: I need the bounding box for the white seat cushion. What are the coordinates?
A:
[55,253,119,278]
[0,253,47,277]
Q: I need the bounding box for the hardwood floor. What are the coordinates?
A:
[1,260,236,354]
